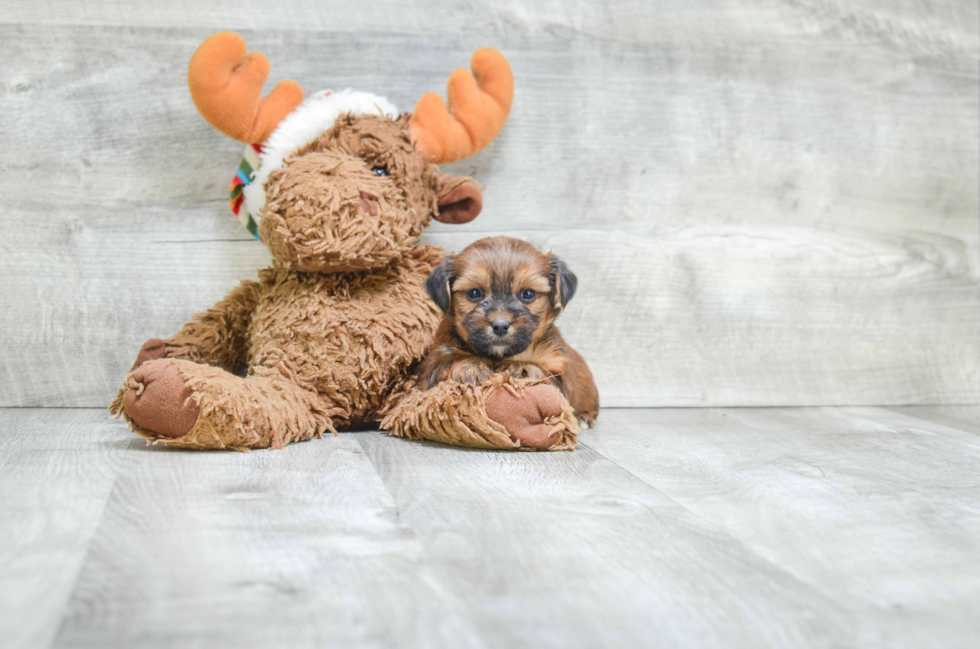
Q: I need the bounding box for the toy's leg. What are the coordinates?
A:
[382,375,579,451]
[110,359,336,451]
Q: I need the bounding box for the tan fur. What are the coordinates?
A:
[509,339,568,377]
[262,116,437,273]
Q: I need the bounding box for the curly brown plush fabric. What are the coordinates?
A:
[110,242,444,450]
[110,40,563,452]
[110,110,576,452]
[381,373,579,451]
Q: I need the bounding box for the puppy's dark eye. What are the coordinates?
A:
[371,166,388,177]
[466,288,484,302]
[519,288,537,303]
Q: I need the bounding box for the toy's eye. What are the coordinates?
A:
[466,288,484,301]
[519,289,537,302]
[371,166,388,177]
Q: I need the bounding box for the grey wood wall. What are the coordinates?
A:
[1,1,977,408]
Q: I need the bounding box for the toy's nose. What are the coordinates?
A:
[358,191,379,216]
[491,319,511,337]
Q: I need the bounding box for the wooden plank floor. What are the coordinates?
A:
[1,406,977,648]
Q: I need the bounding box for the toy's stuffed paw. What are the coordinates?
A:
[485,384,565,450]
[123,360,199,438]
[131,338,169,371]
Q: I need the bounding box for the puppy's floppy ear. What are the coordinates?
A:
[425,257,455,312]
[431,174,483,224]
[548,254,578,309]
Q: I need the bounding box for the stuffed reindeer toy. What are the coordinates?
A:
[111,32,582,451]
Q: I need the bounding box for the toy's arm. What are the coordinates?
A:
[381,373,579,451]
[130,279,263,375]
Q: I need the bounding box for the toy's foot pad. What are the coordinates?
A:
[123,361,199,438]
[486,384,564,450]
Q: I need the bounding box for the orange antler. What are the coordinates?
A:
[187,32,304,144]
[409,48,514,164]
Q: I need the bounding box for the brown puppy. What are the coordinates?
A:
[418,237,599,425]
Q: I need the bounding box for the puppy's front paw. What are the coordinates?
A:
[447,360,495,386]
[123,360,199,438]
[485,384,565,450]
[499,362,546,381]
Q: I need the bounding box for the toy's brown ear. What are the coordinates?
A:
[433,176,483,224]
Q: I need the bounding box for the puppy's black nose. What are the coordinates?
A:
[491,319,511,336]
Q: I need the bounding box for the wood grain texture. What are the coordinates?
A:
[0,409,128,649]
[356,430,860,648]
[0,1,977,407]
[2,406,979,647]
[886,404,980,434]
[1,0,977,58]
[50,418,482,649]
[584,407,980,648]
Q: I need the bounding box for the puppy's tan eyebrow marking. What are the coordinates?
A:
[452,267,491,292]
[512,266,551,293]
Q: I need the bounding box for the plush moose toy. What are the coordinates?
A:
[110,32,580,451]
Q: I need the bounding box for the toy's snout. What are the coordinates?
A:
[259,150,416,272]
